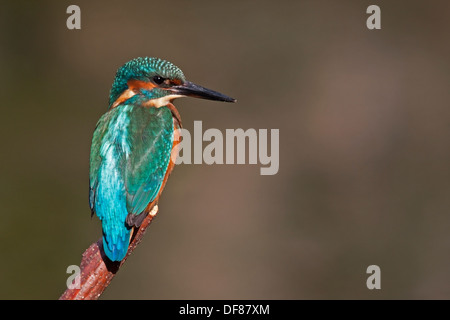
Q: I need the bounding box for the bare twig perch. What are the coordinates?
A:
[59,205,159,300]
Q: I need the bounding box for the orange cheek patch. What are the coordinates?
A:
[128,79,157,91]
[111,80,158,109]
[111,89,136,109]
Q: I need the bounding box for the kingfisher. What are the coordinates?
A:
[89,57,235,261]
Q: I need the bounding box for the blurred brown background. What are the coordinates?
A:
[0,0,449,299]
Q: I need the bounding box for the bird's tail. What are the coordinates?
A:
[102,227,131,262]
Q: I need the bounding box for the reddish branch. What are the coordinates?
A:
[59,205,159,300]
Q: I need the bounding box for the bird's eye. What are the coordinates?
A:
[153,76,164,84]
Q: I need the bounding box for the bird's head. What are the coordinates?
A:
[109,57,236,109]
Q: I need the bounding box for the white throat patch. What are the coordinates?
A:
[144,94,185,108]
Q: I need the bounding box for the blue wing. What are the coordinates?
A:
[89,104,174,261]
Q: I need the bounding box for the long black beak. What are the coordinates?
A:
[170,81,236,103]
